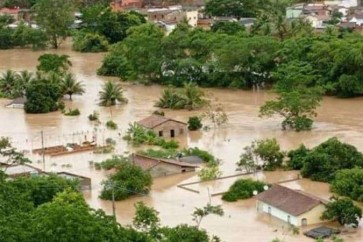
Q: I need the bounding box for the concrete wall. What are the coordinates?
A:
[149,162,194,177]
[153,120,187,138]
[297,204,325,226]
[257,201,325,226]
[186,10,198,27]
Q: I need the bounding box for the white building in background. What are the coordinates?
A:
[256,185,327,227]
[325,0,359,8]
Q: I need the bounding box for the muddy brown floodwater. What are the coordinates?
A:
[1,41,363,242]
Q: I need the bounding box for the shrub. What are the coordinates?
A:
[331,168,363,202]
[182,147,218,165]
[152,110,165,116]
[88,111,99,121]
[73,32,109,52]
[100,159,152,200]
[198,164,222,181]
[287,144,310,170]
[63,108,80,116]
[106,120,118,130]
[188,116,203,131]
[222,179,267,202]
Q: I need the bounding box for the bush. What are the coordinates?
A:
[106,120,118,130]
[183,147,218,165]
[73,32,109,52]
[321,197,362,226]
[198,164,222,181]
[287,144,310,170]
[222,179,267,202]
[63,108,80,116]
[24,79,62,114]
[100,159,152,200]
[188,116,203,131]
[301,137,363,182]
[152,110,165,116]
[88,111,99,121]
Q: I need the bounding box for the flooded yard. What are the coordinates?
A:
[1,42,363,241]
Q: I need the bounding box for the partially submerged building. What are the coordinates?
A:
[131,154,198,177]
[1,164,43,178]
[256,185,327,226]
[137,115,187,138]
[5,97,26,109]
[57,171,92,190]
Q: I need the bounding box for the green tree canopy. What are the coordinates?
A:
[301,137,363,182]
[37,54,72,73]
[331,168,363,202]
[321,197,362,227]
[34,0,75,49]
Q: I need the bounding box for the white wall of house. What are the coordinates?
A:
[257,201,325,226]
[257,201,299,226]
[185,10,198,27]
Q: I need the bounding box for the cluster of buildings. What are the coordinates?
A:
[287,0,363,31]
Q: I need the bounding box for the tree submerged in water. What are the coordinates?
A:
[99,80,127,106]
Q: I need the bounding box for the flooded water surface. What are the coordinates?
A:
[1,43,363,242]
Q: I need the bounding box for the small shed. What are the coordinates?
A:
[256,185,327,226]
[304,226,340,239]
[137,115,187,138]
[131,154,198,177]
[57,172,92,190]
[6,97,26,109]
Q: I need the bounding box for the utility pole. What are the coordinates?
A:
[41,130,45,171]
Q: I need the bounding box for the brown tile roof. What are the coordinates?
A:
[131,154,198,171]
[256,185,326,216]
[136,115,186,129]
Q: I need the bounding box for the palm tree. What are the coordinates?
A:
[16,70,34,97]
[99,80,127,106]
[155,87,181,109]
[61,73,85,100]
[0,70,20,98]
[178,82,207,110]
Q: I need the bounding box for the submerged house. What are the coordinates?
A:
[137,115,187,138]
[57,172,92,190]
[130,154,198,177]
[256,185,327,226]
[6,97,26,109]
[0,163,43,178]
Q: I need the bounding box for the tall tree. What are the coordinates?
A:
[34,0,75,49]
[37,54,72,74]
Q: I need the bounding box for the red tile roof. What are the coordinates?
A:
[137,115,186,129]
[256,185,326,216]
[0,7,20,14]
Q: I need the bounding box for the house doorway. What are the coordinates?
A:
[170,129,175,137]
[301,218,307,226]
[159,131,163,137]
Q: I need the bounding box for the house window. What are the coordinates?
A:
[170,129,175,138]
[162,15,164,18]
[287,215,291,224]
[159,131,163,137]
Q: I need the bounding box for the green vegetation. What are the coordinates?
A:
[37,54,72,74]
[133,201,160,234]
[287,144,310,170]
[24,78,62,113]
[202,104,228,128]
[99,80,127,106]
[222,179,267,202]
[0,70,31,98]
[301,137,363,182]
[192,204,224,228]
[188,116,203,131]
[123,123,179,149]
[88,111,99,121]
[237,138,284,172]
[100,157,152,201]
[72,32,109,52]
[331,168,363,202]
[63,108,80,116]
[205,0,266,19]
[34,0,75,49]
[106,120,118,130]
[60,73,85,100]
[198,164,222,181]
[156,82,207,110]
[321,197,362,227]
[0,137,30,166]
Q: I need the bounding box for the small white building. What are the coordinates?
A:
[256,185,327,226]
[6,97,26,109]
[325,0,359,8]
[349,13,363,25]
